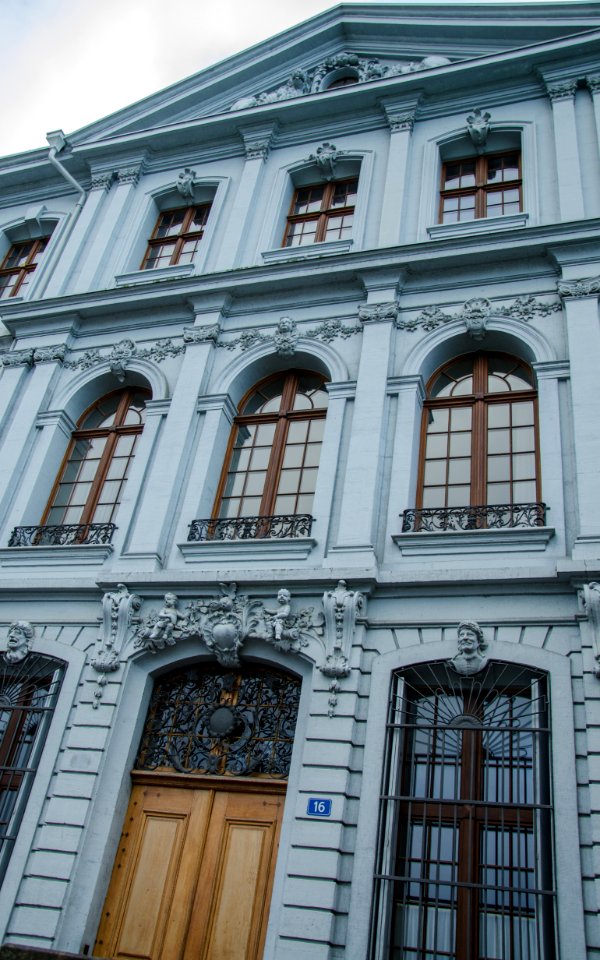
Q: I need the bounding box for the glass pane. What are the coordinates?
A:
[239,496,261,515]
[488,429,510,454]
[424,461,447,486]
[446,484,470,506]
[282,445,304,468]
[241,380,286,415]
[304,444,322,467]
[293,185,324,214]
[513,480,537,501]
[450,407,472,430]
[449,432,470,457]
[249,446,272,470]
[487,482,511,504]
[244,472,267,496]
[287,421,309,443]
[487,455,510,481]
[277,470,301,495]
[255,422,276,444]
[299,467,318,493]
[80,397,121,430]
[274,494,296,513]
[513,453,536,480]
[308,419,326,441]
[427,408,449,432]
[426,434,448,459]
[448,459,471,484]
[421,487,446,508]
[512,401,534,427]
[488,404,510,428]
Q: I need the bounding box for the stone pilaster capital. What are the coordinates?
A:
[558,275,600,298]
[90,171,115,192]
[586,73,600,95]
[545,78,578,102]
[358,301,399,324]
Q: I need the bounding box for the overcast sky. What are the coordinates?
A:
[1,0,558,159]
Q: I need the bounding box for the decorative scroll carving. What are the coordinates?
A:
[33,344,67,363]
[397,295,562,332]
[306,142,346,181]
[9,522,116,547]
[558,276,600,298]
[230,52,451,111]
[90,172,114,191]
[91,584,142,705]
[388,113,415,133]
[64,337,184,372]
[2,621,34,664]
[109,338,136,381]
[448,620,488,676]
[133,583,324,668]
[117,165,142,185]
[402,502,546,532]
[320,580,364,716]
[580,583,600,678]
[358,301,399,324]
[546,79,578,101]
[244,139,271,160]
[188,513,313,541]
[1,349,34,368]
[586,74,600,95]
[466,108,491,147]
[219,315,360,352]
[176,168,197,198]
[304,317,361,343]
[183,324,220,344]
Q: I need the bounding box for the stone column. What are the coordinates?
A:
[41,171,114,298]
[329,275,399,564]
[378,96,420,247]
[214,123,276,271]
[559,276,600,556]
[121,295,227,569]
[84,161,146,291]
[544,78,585,221]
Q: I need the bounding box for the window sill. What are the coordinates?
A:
[115,263,195,287]
[0,544,114,567]
[262,239,353,265]
[179,537,316,564]
[427,212,529,241]
[392,525,554,557]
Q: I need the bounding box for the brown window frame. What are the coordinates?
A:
[282,177,358,247]
[141,204,212,270]
[0,237,49,299]
[438,151,522,224]
[213,370,328,522]
[43,387,149,528]
[417,352,540,510]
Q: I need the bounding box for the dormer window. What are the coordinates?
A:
[141,204,212,269]
[0,238,49,299]
[439,151,521,223]
[324,71,359,90]
[283,178,357,247]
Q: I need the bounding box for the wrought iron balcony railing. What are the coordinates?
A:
[187,514,314,542]
[401,502,547,533]
[8,523,117,547]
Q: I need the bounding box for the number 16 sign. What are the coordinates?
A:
[306,797,333,817]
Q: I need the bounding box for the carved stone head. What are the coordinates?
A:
[449,620,488,676]
[4,621,34,664]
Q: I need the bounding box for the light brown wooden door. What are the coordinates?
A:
[94,772,285,960]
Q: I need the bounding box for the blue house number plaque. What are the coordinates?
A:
[307,797,332,817]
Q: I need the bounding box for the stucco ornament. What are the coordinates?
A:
[109,339,136,381]
[65,337,184,371]
[273,317,299,357]
[307,142,346,181]
[462,297,490,340]
[321,580,364,716]
[133,583,323,667]
[176,168,197,199]
[466,107,491,147]
[580,583,600,678]
[33,344,67,364]
[448,620,488,676]
[558,276,600,298]
[3,621,34,664]
[91,584,142,705]
[1,349,35,368]
[397,294,562,332]
[358,301,400,324]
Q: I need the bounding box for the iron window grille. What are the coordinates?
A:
[0,654,64,885]
[371,659,556,960]
[0,238,49,299]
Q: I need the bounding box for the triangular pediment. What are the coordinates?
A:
[67,3,600,147]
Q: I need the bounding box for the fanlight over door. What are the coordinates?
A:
[94,664,301,960]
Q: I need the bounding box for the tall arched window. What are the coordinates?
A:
[192,370,328,540]
[406,353,543,531]
[371,660,555,960]
[40,388,148,542]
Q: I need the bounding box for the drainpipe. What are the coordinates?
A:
[36,129,87,296]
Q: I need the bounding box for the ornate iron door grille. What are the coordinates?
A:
[371,660,556,960]
[0,654,64,884]
[136,664,301,779]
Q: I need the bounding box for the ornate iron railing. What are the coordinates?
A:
[401,502,547,533]
[8,523,117,547]
[187,513,314,542]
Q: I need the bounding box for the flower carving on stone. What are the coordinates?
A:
[307,142,346,181]
[92,585,141,705]
[320,580,364,716]
[109,339,136,381]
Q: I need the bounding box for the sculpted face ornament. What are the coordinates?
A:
[4,621,34,664]
[449,620,488,676]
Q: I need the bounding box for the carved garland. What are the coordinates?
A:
[397,294,562,334]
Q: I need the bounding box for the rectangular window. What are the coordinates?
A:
[0,238,49,299]
[283,178,357,247]
[141,204,212,269]
[439,153,522,224]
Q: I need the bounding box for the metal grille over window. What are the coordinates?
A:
[136,664,301,779]
[371,660,556,960]
[0,654,64,884]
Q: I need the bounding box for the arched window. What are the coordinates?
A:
[371,660,555,960]
[195,370,328,540]
[42,388,149,541]
[0,651,64,884]
[407,353,542,530]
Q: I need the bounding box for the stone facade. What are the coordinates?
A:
[1,4,600,958]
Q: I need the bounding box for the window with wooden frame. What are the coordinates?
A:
[283,178,358,247]
[43,388,149,528]
[0,238,49,299]
[214,370,329,523]
[417,353,539,511]
[141,204,212,269]
[439,152,522,224]
[371,660,556,960]
[0,653,64,885]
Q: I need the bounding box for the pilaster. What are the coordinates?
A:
[84,160,146,291]
[586,73,600,160]
[543,76,585,221]
[378,96,420,247]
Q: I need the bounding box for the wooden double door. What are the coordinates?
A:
[94,772,285,960]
